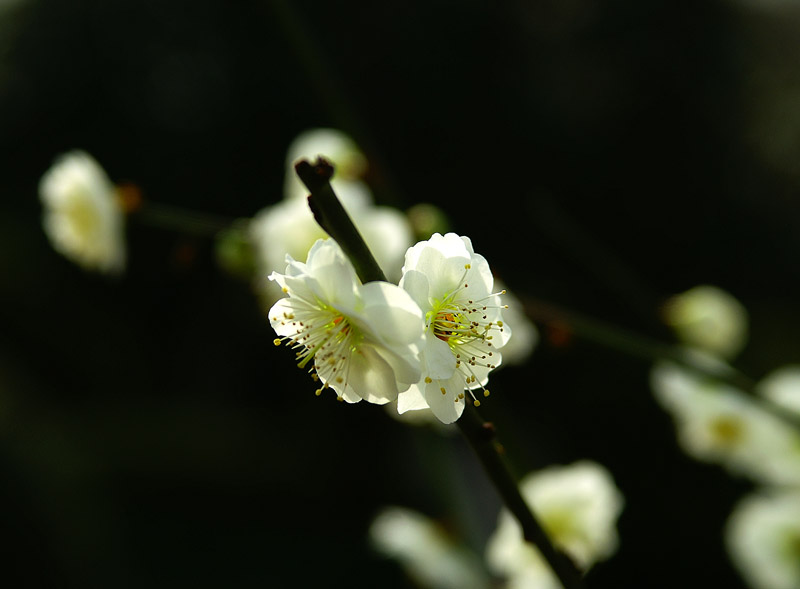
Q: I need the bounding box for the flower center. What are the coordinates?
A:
[423,268,508,407]
[709,415,744,447]
[272,300,363,400]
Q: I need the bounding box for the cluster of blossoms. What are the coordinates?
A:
[269,233,511,423]
[654,285,800,589]
[370,460,624,589]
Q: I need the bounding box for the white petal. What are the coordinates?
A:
[423,334,458,380]
[399,269,432,312]
[347,344,401,404]
[359,281,425,347]
[397,384,430,413]
[424,376,465,424]
[304,240,360,310]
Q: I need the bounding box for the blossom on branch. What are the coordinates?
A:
[397,233,510,424]
[485,461,624,589]
[39,150,125,274]
[269,239,424,404]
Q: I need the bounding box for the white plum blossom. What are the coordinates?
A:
[486,461,624,589]
[283,127,369,200]
[269,239,424,404]
[369,506,489,589]
[662,285,748,360]
[726,490,800,589]
[397,233,510,424]
[651,361,800,484]
[39,150,125,274]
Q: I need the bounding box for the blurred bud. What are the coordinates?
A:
[406,203,451,241]
[662,285,748,360]
[39,150,126,274]
[283,128,368,200]
[214,221,256,280]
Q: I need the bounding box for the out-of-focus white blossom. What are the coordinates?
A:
[493,281,538,366]
[486,461,624,589]
[726,490,800,589]
[370,506,489,589]
[662,285,748,360]
[283,128,369,200]
[39,150,125,274]
[269,239,423,404]
[398,233,510,423]
[651,361,800,484]
[757,365,800,417]
[251,127,412,301]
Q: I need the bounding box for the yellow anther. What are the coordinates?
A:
[424,377,432,384]
[273,338,282,346]
[483,389,490,397]
[336,377,344,384]
[465,263,471,269]
[315,389,323,396]
[473,399,481,407]
[440,387,447,395]
[337,396,344,402]
[497,321,503,327]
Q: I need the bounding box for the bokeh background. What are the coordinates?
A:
[2,0,800,586]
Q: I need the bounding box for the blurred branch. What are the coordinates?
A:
[133,201,237,238]
[522,294,800,430]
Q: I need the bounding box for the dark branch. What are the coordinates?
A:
[457,402,585,589]
[294,158,387,284]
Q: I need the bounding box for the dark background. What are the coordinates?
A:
[1,0,800,587]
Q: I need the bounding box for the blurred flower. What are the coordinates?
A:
[493,281,538,366]
[369,506,489,589]
[757,365,800,417]
[250,132,412,302]
[651,361,800,484]
[269,239,423,404]
[283,127,369,200]
[662,285,748,360]
[39,150,125,274]
[486,461,624,588]
[250,191,412,300]
[726,490,800,589]
[398,233,510,423]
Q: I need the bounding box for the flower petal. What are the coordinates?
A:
[423,376,465,424]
